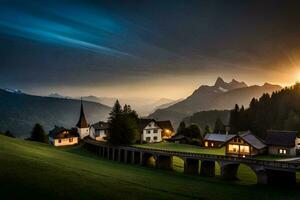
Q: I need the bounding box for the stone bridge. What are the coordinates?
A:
[83,139,300,185]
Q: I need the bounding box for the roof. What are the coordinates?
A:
[91,121,109,130]
[156,120,174,132]
[49,126,79,139]
[239,131,266,150]
[265,130,297,148]
[76,100,89,128]
[204,133,236,142]
[168,134,189,141]
[139,118,156,131]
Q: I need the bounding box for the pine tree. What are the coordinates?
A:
[229,104,240,134]
[204,125,211,136]
[28,124,47,143]
[213,118,225,133]
[176,121,186,135]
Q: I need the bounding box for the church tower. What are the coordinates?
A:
[76,99,90,139]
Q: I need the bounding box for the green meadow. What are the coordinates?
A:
[1,135,300,200]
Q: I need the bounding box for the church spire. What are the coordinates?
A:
[76,98,88,128]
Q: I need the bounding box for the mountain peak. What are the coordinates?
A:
[214,77,226,87]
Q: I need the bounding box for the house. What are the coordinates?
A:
[76,100,90,139]
[203,133,236,148]
[156,120,174,139]
[265,130,300,156]
[90,121,109,141]
[226,131,266,157]
[49,126,79,146]
[139,119,174,143]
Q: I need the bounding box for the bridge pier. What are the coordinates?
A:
[156,155,173,170]
[130,151,135,164]
[219,162,239,180]
[200,160,215,177]
[184,158,199,175]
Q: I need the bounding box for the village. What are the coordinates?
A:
[49,100,300,159]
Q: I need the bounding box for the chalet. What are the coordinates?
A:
[49,126,79,146]
[226,131,266,157]
[265,130,300,156]
[90,121,109,141]
[203,133,236,148]
[76,100,90,139]
[156,120,174,139]
[139,119,174,143]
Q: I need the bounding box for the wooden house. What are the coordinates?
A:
[203,133,236,148]
[49,126,79,146]
[225,131,266,157]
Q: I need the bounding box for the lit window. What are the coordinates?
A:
[228,144,239,153]
[69,138,73,142]
[205,141,208,147]
[211,142,214,147]
[279,149,287,154]
[240,145,250,153]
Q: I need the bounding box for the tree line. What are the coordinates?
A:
[229,83,300,138]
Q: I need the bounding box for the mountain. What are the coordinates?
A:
[148,77,282,129]
[154,98,183,110]
[0,89,111,138]
[49,93,72,99]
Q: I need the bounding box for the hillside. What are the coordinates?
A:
[0,89,111,138]
[149,78,282,129]
[1,135,300,200]
[183,110,230,131]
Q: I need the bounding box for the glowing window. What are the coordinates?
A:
[228,144,239,152]
[205,141,208,147]
[211,142,214,147]
[240,145,250,153]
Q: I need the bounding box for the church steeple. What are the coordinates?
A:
[76,99,88,128]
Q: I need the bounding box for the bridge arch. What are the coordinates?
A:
[141,152,157,168]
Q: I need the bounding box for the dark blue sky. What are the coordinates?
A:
[1,0,300,98]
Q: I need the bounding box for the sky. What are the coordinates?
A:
[1,0,300,99]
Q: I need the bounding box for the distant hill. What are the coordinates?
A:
[149,77,282,129]
[0,89,111,138]
[183,110,230,132]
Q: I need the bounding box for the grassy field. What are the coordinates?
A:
[1,135,300,200]
[133,142,225,155]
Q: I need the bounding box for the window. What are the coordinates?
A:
[240,145,250,154]
[147,130,151,134]
[58,139,61,143]
[228,144,239,153]
[154,136,157,141]
[279,149,287,154]
[211,142,214,147]
[69,138,73,142]
[153,129,158,133]
[204,141,208,147]
[146,137,151,142]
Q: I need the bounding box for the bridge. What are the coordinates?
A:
[84,139,300,185]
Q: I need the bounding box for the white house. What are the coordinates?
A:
[76,100,90,139]
[90,121,109,141]
[49,126,79,146]
[139,119,174,143]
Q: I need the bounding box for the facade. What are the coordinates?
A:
[49,126,79,146]
[140,119,162,143]
[90,121,109,141]
[76,100,90,139]
[203,133,236,148]
[265,130,300,156]
[226,131,266,157]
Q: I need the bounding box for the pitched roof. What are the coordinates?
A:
[91,121,109,130]
[49,126,79,139]
[76,100,89,128]
[239,131,266,150]
[139,118,156,131]
[204,133,236,142]
[156,120,174,132]
[265,130,297,148]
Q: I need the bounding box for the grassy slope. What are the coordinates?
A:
[1,136,300,200]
